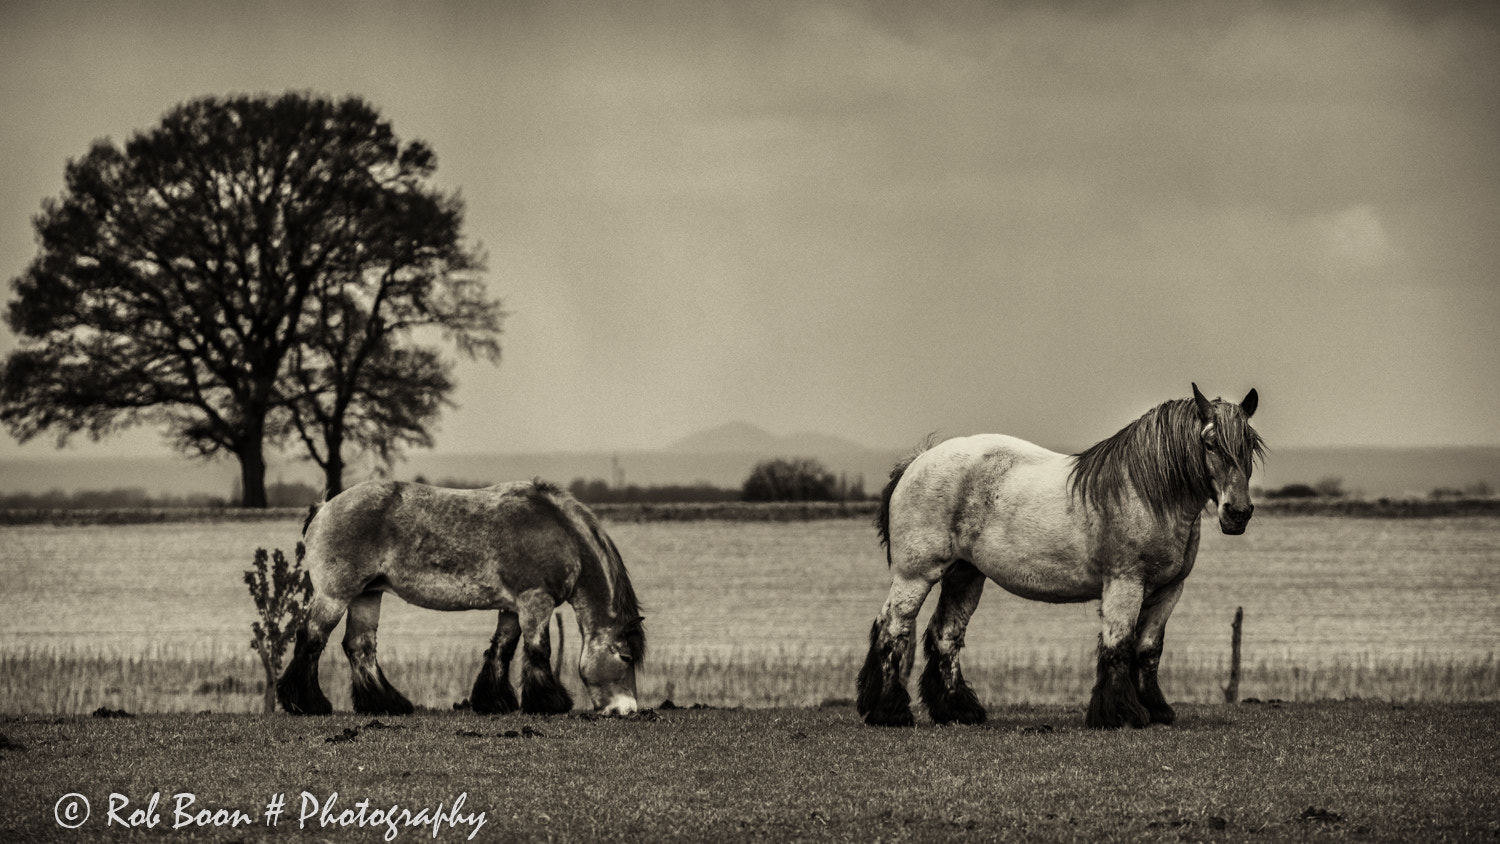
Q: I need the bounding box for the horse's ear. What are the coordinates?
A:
[1241,388,1258,418]
[1191,383,1213,422]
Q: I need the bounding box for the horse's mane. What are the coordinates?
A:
[1069,397,1264,520]
[596,529,646,662]
[534,480,646,662]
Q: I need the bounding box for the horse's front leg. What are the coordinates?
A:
[517,590,573,715]
[1087,576,1150,729]
[1134,581,1184,725]
[470,611,521,714]
[918,560,988,725]
[856,571,937,727]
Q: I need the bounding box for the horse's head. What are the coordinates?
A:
[578,615,645,716]
[1192,383,1263,535]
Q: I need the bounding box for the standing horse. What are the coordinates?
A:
[857,384,1262,729]
[277,479,645,717]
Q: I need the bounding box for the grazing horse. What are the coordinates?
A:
[277,479,645,717]
[857,384,1262,729]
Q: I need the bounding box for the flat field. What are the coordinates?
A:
[2,514,1498,842]
[1,514,1497,713]
[2,701,1497,843]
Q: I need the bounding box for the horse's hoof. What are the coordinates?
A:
[1085,706,1150,730]
[521,685,574,715]
[472,697,519,716]
[863,706,916,728]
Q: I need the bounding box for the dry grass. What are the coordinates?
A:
[2,644,1494,716]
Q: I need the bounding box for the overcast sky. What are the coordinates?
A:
[1,0,1497,462]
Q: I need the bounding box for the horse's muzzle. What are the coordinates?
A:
[1219,502,1254,535]
[598,694,639,717]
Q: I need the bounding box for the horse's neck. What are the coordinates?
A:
[568,570,622,635]
[1091,487,1208,549]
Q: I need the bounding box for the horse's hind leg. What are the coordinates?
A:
[343,591,414,716]
[517,590,573,715]
[857,571,937,727]
[1086,577,1150,729]
[918,560,987,725]
[1133,581,1185,725]
[471,611,521,714]
[277,594,345,715]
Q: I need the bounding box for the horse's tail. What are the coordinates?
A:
[302,487,338,536]
[876,434,938,566]
[302,501,321,536]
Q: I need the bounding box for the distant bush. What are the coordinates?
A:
[1263,483,1321,500]
[0,488,229,510]
[1431,481,1494,500]
[1313,477,1346,498]
[742,458,839,502]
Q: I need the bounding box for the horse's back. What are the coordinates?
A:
[303,479,584,610]
[889,434,1095,598]
[897,434,1065,505]
[888,435,1062,547]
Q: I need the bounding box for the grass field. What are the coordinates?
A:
[2,701,1496,842]
[3,513,1498,715]
[3,513,1498,841]
[3,643,1497,716]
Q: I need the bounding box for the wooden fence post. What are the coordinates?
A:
[1222,606,1243,703]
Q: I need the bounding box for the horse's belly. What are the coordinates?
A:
[978,555,1100,604]
[969,508,1100,603]
[373,573,515,612]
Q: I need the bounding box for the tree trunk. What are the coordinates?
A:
[262,658,277,714]
[238,442,268,508]
[322,432,345,498]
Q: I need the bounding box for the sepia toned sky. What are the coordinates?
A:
[1,0,1497,461]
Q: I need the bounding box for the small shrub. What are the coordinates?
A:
[244,545,313,713]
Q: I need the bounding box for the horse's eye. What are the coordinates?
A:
[618,652,634,665]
